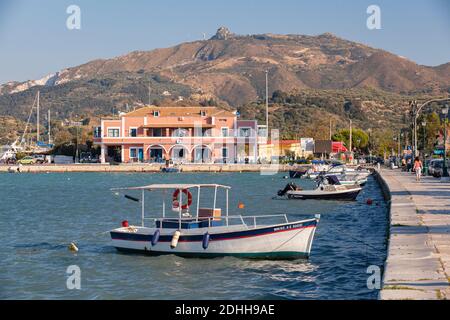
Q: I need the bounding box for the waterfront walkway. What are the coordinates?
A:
[380,169,450,300]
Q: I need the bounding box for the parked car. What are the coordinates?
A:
[79,152,100,163]
[32,154,46,164]
[428,159,443,176]
[430,160,449,178]
[53,155,74,164]
[18,156,36,165]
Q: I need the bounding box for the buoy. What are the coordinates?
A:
[283,175,289,179]
[238,202,245,209]
[170,230,181,249]
[202,232,210,250]
[68,242,78,252]
[366,198,373,205]
[152,229,160,246]
[121,220,129,227]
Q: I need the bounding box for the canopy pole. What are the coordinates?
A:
[196,186,200,222]
[226,189,229,226]
[141,189,145,227]
[213,186,217,210]
[179,188,182,230]
[163,200,165,218]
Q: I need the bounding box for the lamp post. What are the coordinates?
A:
[421,120,426,157]
[412,98,450,158]
[442,104,449,177]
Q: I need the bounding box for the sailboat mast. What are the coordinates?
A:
[48,109,51,144]
[36,91,40,143]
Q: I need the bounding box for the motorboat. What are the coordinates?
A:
[277,175,362,200]
[305,164,371,180]
[109,183,320,259]
[316,172,367,186]
[161,161,181,173]
[161,167,180,173]
[288,167,309,178]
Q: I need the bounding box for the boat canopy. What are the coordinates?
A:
[111,183,231,191]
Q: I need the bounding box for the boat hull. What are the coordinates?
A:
[287,189,361,200]
[110,219,318,260]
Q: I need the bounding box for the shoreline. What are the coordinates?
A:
[0,163,297,173]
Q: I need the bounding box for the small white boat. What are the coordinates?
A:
[278,176,362,200]
[109,183,320,259]
[305,165,371,180]
[316,173,368,186]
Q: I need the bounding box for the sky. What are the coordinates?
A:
[0,0,449,84]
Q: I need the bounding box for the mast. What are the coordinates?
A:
[48,109,51,144]
[265,70,269,137]
[36,91,40,143]
[349,119,352,160]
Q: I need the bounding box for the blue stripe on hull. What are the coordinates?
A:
[111,220,317,243]
[114,247,310,260]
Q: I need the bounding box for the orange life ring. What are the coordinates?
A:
[172,189,192,210]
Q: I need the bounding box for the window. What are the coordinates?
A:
[130,148,137,159]
[221,127,229,137]
[94,127,101,138]
[222,147,228,158]
[174,128,188,137]
[200,110,207,117]
[149,128,162,137]
[239,127,251,137]
[107,128,120,137]
[153,110,160,117]
[130,128,137,137]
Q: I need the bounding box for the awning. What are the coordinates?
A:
[111,183,231,191]
[142,124,214,128]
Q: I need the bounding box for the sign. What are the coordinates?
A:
[434,149,444,155]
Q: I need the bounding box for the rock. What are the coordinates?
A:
[210,27,234,40]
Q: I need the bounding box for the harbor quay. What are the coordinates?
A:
[0,163,296,173]
[377,169,450,300]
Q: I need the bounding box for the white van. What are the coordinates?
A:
[52,155,74,164]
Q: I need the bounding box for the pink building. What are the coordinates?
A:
[93,105,264,164]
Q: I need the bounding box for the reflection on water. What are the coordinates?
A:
[0,172,388,299]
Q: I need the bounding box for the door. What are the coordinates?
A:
[138,148,144,162]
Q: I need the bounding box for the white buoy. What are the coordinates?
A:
[170,230,181,249]
[68,242,78,252]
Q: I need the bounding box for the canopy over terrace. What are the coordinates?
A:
[111,184,231,228]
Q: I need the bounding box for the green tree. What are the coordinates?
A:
[332,128,369,151]
[370,128,396,157]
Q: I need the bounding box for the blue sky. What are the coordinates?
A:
[0,0,449,83]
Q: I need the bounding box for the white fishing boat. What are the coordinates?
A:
[278,176,362,200]
[305,164,371,180]
[109,183,320,259]
[316,172,368,186]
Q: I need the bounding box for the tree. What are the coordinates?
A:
[53,129,73,146]
[332,128,369,151]
[370,128,396,157]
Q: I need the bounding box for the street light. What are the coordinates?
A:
[412,98,450,158]
[442,104,449,177]
[421,120,426,157]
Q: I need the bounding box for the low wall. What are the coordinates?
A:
[0,163,294,173]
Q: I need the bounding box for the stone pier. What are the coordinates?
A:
[378,169,450,300]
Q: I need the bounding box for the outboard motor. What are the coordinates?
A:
[277,182,297,197]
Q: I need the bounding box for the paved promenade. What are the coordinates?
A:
[379,169,450,300]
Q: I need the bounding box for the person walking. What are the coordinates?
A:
[413,156,423,182]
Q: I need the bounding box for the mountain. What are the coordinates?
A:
[0,27,449,143]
